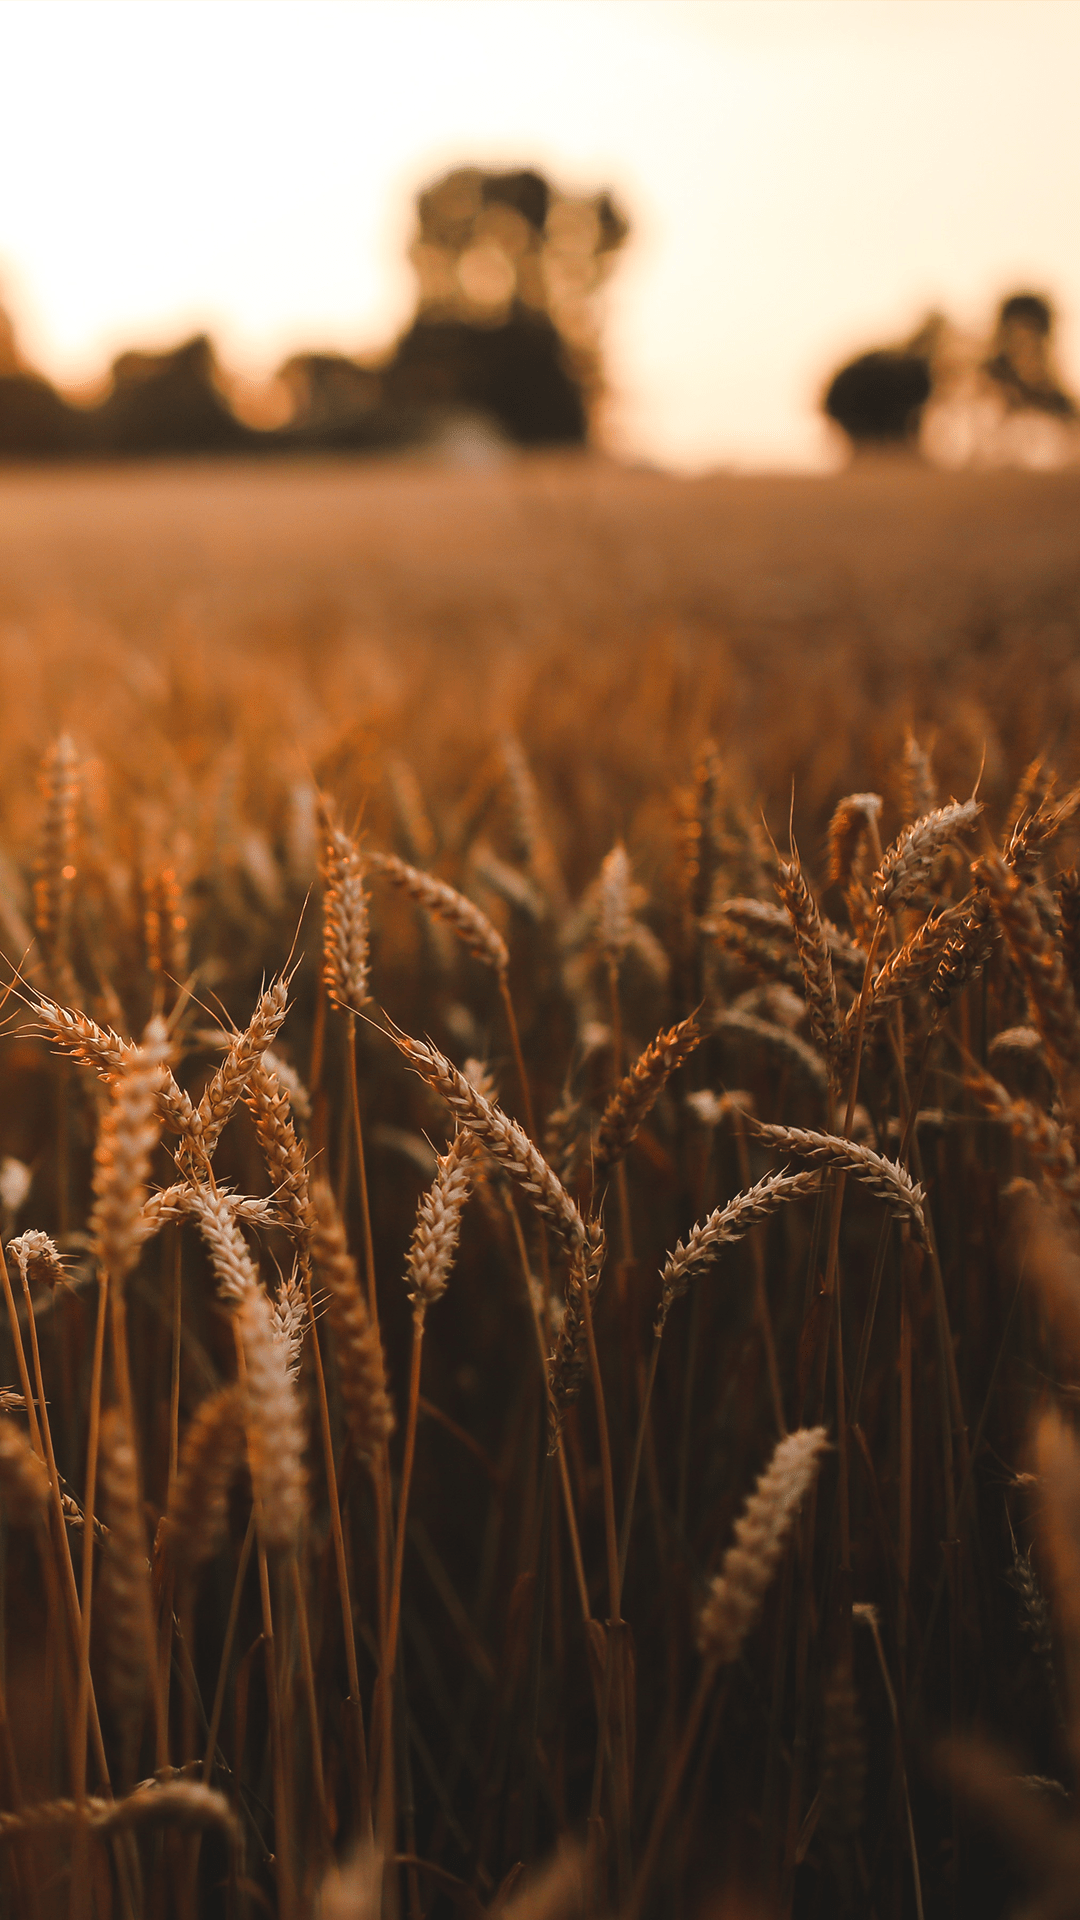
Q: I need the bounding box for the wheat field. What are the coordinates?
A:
[0,453,1079,1920]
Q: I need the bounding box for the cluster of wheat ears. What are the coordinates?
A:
[4,724,1080,1920]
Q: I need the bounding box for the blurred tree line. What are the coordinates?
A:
[0,166,629,459]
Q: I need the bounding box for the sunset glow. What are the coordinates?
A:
[1,0,1078,468]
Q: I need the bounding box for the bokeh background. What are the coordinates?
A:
[2,0,1079,470]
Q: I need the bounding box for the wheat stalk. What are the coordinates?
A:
[697,1426,828,1665]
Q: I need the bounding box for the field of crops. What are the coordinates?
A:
[1,452,1080,1920]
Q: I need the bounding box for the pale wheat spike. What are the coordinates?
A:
[389,1029,593,1260]
[93,1780,238,1839]
[144,863,188,989]
[848,906,964,1037]
[826,793,882,891]
[192,976,290,1158]
[97,1408,154,1780]
[6,1228,65,1292]
[91,1015,171,1283]
[320,804,371,1013]
[598,842,633,965]
[243,1056,316,1248]
[776,854,840,1057]
[0,1415,48,1526]
[697,1427,828,1665]
[405,1130,474,1319]
[310,1181,394,1461]
[185,1183,262,1304]
[901,733,937,824]
[238,1287,306,1552]
[871,798,983,914]
[369,849,509,972]
[594,1013,702,1175]
[978,853,1080,1103]
[658,1168,821,1332]
[137,1184,278,1244]
[33,994,199,1138]
[33,733,78,977]
[166,1386,247,1573]
[750,1121,927,1241]
[271,1265,308,1377]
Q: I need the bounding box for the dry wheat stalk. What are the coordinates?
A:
[776,855,841,1055]
[750,1121,927,1239]
[238,1286,305,1551]
[271,1265,308,1377]
[185,1183,262,1304]
[598,843,633,966]
[901,734,937,823]
[97,1408,154,1777]
[0,1416,48,1526]
[166,1386,247,1573]
[91,1015,171,1282]
[871,798,982,914]
[6,1228,65,1292]
[405,1130,474,1321]
[963,1071,1080,1219]
[499,732,567,915]
[138,1184,278,1242]
[311,1181,394,1461]
[144,863,188,986]
[33,734,78,979]
[33,995,199,1138]
[979,854,1080,1102]
[369,848,508,972]
[594,1013,702,1175]
[929,887,996,1008]
[320,805,371,1012]
[390,1030,594,1261]
[848,907,963,1037]
[243,1056,316,1247]
[658,1168,821,1332]
[826,793,882,891]
[697,1426,828,1664]
[191,976,290,1160]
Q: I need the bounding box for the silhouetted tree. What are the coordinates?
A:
[824,348,932,452]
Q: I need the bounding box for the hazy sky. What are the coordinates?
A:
[1,0,1079,469]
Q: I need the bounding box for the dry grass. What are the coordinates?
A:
[0,453,1079,1918]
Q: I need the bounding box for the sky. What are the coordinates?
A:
[1,0,1079,470]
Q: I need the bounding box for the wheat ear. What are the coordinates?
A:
[369,848,508,971]
[979,853,1080,1104]
[166,1386,247,1573]
[238,1286,306,1552]
[190,975,290,1159]
[777,854,840,1057]
[697,1426,829,1664]
[871,798,982,913]
[91,1015,171,1285]
[594,1014,702,1176]
[321,804,371,1012]
[389,1029,594,1260]
[405,1130,474,1321]
[658,1168,821,1332]
[97,1408,156,1782]
[750,1122,927,1241]
[33,733,79,989]
[310,1181,395,1460]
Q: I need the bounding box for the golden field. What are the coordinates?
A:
[0,453,1079,1920]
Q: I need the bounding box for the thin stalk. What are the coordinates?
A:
[347,1013,380,1338]
[202,1510,256,1784]
[301,1264,370,1827]
[72,1271,109,1920]
[290,1552,331,1855]
[626,1666,718,1920]
[498,969,538,1145]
